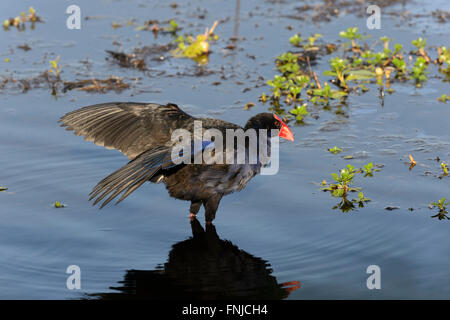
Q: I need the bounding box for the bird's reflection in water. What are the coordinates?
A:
[89,218,300,300]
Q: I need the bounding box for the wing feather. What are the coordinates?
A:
[59,102,194,159]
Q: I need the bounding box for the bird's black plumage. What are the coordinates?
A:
[59,102,288,221]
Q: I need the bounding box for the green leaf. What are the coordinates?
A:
[332,188,344,197]
[328,146,343,154]
[331,173,340,182]
[323,70,337,77]
[329,90,348,99]
[289,34,303,46]
[345,69,376,81]
[53,201,66,208]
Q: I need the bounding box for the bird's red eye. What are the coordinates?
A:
[273,113,287,127]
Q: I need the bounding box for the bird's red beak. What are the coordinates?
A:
[274,114,294,141]
[279,124,294,141]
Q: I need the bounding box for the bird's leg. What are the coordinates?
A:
[203,196,222,224]
[190,200,202,220]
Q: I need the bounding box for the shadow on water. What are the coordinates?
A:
[87,218,300,300]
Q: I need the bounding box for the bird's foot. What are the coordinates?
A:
[282,280,301,293]
[189,213,196,221]
[205,221,213,226]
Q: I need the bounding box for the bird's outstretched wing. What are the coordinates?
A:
[59,102,194,160]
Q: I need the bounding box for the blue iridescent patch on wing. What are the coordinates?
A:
[160,140,215,169]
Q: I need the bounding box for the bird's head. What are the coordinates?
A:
[245,113,294,142]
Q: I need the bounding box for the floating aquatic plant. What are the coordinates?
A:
[352,192,371,207]
[320,163,380,212]
[430,198,449,220]
[289,34,303,47]
[328,146,343,154]
[323,57,376,89]
[171,20,218,65]
[3,7,41,31]
[410,56,429,87]
[167,19,179,34]
[48,57,62,80]
[289,104,308,122]
[322,165,360,198]
[361,162,381,177]
[437,94,450,103]
[441,162,448,176]
[309,83,348,104]
[339,27,365,49]
[437,46,450,77]
[53,201,66,208]
[307,33,323,48]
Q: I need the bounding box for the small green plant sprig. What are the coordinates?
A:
[289,103,309,122]
[276,52,301,75]
[289,34,303,47]
[320,163,379,212]
[309,82,348,104]
[430,197,450,220]
[171,20,218,65]
[324,164,360,213]
[322,165,360,198]
[352,192,371,207]
[307,33,323,48]
[359,42,406,81]
[268,51,311,103]
[437,46,450,77]
[339,27,364,49]
[48,57,61,80]
[410,56,429,87]
[361,162,381,177]
[53,201,66,208]
[167,19,179,34]
[266,75,287,100]
[328,146,343,154]
[323,57,376,89]
[289,33,322,49]
[3,7,39,31]
[437,94,450,103]
[441,162,448,177]
[411,37,426,53]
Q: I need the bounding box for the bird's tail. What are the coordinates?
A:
[89,140,214,208]
[89,146,171,208]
